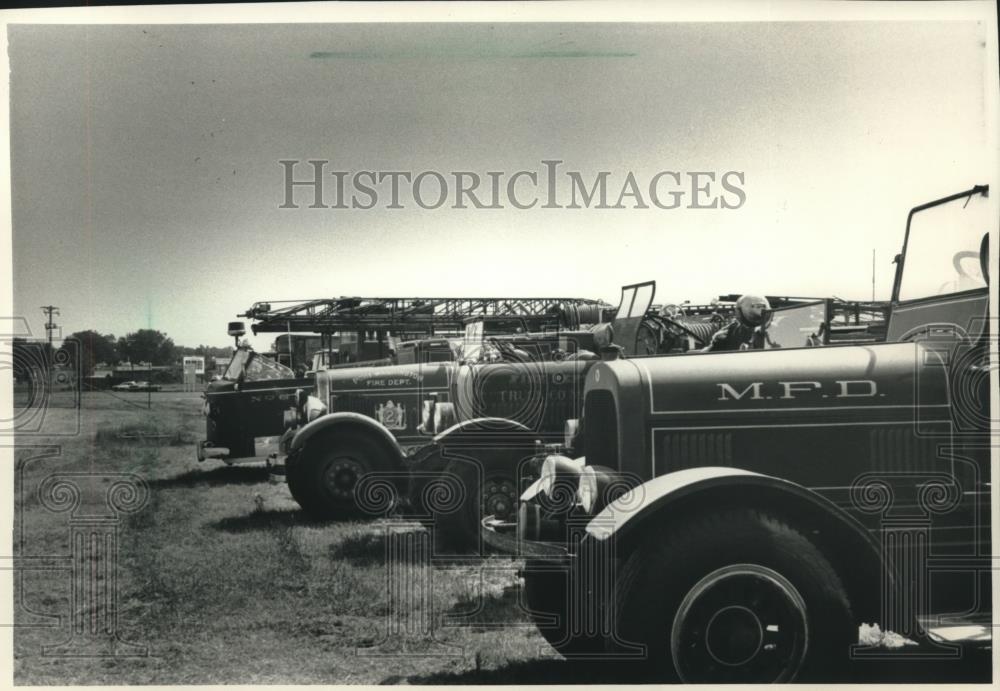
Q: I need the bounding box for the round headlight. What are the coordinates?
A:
[305,396,328,422]
[576,466,599,514]
[538,454,584,511]
[564,418,580,451]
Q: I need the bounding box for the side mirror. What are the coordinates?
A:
[228,321,246,338]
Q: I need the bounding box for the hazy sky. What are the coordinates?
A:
[8,20,995,348]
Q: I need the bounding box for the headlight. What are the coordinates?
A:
[304,396,327,422]
[576,466,598,514]
[420,398,435,433]
[564,418,580,451]
[575,465,631,516]
[537,454,585,512]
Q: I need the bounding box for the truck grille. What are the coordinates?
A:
[583,390,618,469]
[869,427,938,472]
[659,432,733,473]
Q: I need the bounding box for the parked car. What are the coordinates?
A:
[112,380,161,392]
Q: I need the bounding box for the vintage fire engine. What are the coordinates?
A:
[198,322,314,463]
[482,185,993,682]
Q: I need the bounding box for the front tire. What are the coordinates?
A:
[613,508,855,683]
[523,563,606,658]
[286,432,388,519]
[433,457,519,554]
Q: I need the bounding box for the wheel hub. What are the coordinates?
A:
[671,564,808,683]
[705,605,763,666]
[324,457,366,502]
[481,478,517,521]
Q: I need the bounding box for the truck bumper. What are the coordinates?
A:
[481,499,573,563]
[196,440,230,462]
[267,453,287,483]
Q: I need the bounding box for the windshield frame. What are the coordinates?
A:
[891,185,989,304]
[222,349,247,380]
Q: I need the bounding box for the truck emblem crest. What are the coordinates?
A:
[376,400,406,430]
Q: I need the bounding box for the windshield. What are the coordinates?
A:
[222,348,294,381]
[761,302,827,349]
[898,189,990,302]
[244,353,294,381]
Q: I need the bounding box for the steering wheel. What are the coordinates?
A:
[656,315,717,348]
[488,337,526,363]
[660,304,684,319]
[952,250,982,282]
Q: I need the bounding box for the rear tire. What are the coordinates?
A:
[286,432,389,519]
[613,508,855,683]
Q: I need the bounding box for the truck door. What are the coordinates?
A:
[885,185,993,614]
[887,185,991,347]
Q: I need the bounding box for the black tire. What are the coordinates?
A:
[433,458,519,555]
[523,562,607,658]
[612,508,855,683]
[286,432,389,519]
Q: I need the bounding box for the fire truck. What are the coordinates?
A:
[482,185,993,682]
[198,322,313,463]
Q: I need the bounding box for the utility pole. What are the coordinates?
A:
[871,249,876,302]
[41,305,60,359]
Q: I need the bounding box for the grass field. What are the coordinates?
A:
[12,391,572,684]
[11,391,992,684]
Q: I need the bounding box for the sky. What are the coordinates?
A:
[7,17,996,349]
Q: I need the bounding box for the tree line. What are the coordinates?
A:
[14,329,234,376]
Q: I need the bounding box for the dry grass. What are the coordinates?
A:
[12,391,560,684]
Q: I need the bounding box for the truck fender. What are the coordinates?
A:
[585,467,890,624]
[405,417,536,502]
[432,417,531,443]
[289,412,405,461]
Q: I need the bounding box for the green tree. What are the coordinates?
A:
[118,329,177,366]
